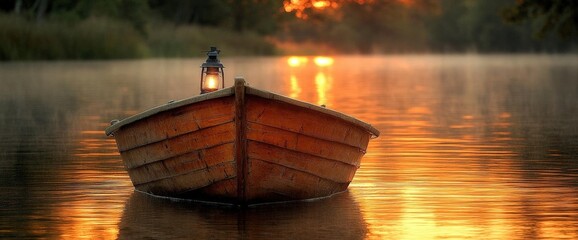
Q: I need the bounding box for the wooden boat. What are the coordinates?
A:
[105,78,379,206]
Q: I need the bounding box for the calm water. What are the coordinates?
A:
[1,55,577,239]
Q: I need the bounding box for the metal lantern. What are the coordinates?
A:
[200,47,225,94]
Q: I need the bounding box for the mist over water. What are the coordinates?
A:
[1,55,577,239]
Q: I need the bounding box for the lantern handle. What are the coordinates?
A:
[204,47,221,59]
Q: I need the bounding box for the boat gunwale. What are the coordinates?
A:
[105,80,380,138]
[105,87,234,136]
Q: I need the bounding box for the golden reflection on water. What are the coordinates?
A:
[315,72,332,106]
[354,58,576,239]
[287,56,308,67]
[313,56,334,67]
[55,116,131,239]
[289,75,301,99]
[287,56,334,105]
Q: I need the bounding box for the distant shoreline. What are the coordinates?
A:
[1,13,576,61]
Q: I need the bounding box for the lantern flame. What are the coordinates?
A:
[204,74,219,91]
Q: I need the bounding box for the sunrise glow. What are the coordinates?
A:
[283,0,417,18]
[312,0,332,9]
[287,56,309,67]
[283,0,339,18]
[314,56,334,67]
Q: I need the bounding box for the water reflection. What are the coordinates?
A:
[1,56,577,239]
[315,71,331,105]
[344,55,578,239]
[289,75,302,99]
[286,56,334,105]
[118,191,366,239]
[287,56,308,67]
[313,56,334,67]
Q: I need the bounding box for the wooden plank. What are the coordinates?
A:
[120,122,235,169]
[247,141,357,183]
[234,77,248,204]
[245,86,380,138]
[114,97,235,151]
[245,159,349,203]
[246,122,365,166]
[127,143,234,185]
[246,96,371,150]
[136,161,237,196]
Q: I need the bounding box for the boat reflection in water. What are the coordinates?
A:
[117,190,367,239]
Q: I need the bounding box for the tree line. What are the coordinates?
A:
[277,0,577,53]
[0,0,283,34]
[0,0,576,59]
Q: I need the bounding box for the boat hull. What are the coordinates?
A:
[106,78,379,205]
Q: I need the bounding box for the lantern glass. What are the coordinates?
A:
[201,67,223,94]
